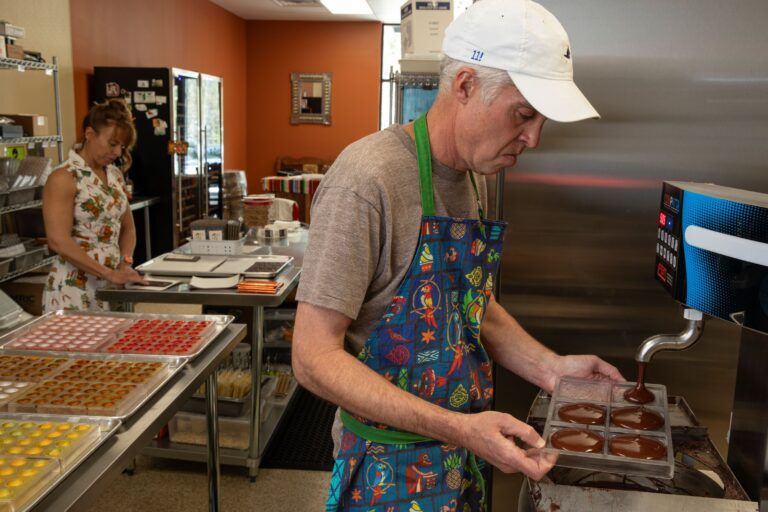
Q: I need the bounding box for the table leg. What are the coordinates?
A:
[248,306,264,480]
[143,206,152,260]
[206,369,220,511]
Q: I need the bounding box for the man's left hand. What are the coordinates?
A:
[544,355,625,394]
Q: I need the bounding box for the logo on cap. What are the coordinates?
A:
[564,47,571,59]
[470,50,484,62]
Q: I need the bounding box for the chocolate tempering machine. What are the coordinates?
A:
[519,182,768,512]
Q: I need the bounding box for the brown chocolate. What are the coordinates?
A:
[610,406,664,430]
[550,428,604,453]
[624,362,656,404]
[558,403,606,425]
[609,435,667,460]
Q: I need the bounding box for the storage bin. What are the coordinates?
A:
[7,186,38,205]
[0,192,7,207]
[181,393,251,417]
[169,410,273,450]
[11,247,45,272]
[189,237,246,256]
[0,258,12,278]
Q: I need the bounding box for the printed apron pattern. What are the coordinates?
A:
[326,115,507,512]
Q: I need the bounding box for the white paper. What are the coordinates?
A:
[137,80,149,88]
[189,275,240,290]
[156,95,167,105]
[146,108,159,119]
[134,104,147,112]
[125,278,180,291]
[133,91,156,104]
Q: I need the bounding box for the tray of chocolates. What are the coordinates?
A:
[0,414,120,511]
[0,311,233,361]
[542,376,674,479]
[0,356,69,383]
[6,356,185,420]
[0,456,59,512]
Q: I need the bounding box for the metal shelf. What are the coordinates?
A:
[0,135,62,146]
[0,199,42,215]
[0,255,55,285]
[143,379,298,469]
[0,57,57,72]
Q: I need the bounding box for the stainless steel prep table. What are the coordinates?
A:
[32,322,246,512]
[95,229,307,480]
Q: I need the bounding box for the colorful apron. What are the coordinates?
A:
[325,115,507,512]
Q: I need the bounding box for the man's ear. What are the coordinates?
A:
[453,68,477,104]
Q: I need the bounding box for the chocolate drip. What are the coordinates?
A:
[558,403,606,425]
[609,435,667,460]
[624,362,656,404]
[550,428,604,453]
[610,406,664,430]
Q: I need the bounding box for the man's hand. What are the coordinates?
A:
[543,354,625,394]
[460,411,557,480]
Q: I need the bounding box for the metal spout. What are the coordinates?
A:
[635,308,705,363]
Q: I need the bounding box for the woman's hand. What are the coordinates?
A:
[105,267,146,285]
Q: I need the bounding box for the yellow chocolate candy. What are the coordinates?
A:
[20,469,37,477]
[25,447,42,455]
[7,478,23,487]
[7,448,22,455]
[10,460,26,467]
[0,488,10,497]
[0,468,14,476]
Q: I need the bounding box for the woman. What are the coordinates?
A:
[43,98,145,312]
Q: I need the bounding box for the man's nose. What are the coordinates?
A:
[520,117,545,149]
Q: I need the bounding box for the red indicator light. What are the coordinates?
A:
[657,262,667,281]
[658,211,667,227]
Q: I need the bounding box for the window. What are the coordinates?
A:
[379,1,476,130]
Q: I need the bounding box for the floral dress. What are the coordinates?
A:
[43,150,128,312]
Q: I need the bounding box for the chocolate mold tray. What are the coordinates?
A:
[0,455,59,512]
[542,376,674,479]
[0,413,120,512]
[0,310,233,362]
[5,354,185,421]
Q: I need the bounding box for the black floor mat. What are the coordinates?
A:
[260,386,336,471]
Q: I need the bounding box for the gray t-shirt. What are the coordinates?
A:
[296,124,487,354]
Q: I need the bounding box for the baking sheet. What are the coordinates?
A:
[135,254,226,276]
[0,413,121,512]
[0,310,234,362]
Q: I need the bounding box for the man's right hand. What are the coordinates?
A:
[459,410,557,480]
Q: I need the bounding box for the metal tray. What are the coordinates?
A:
[0,310,235,362]
[0,413,121,512]
[6,353,186,421]
[181,392,251,417]
[136,253,292,278]
[542,376,675,479]
[135,254,227,277]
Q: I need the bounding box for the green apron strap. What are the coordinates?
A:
[341,409,487,507]
[414,114,484,220]
[414,114,436,217]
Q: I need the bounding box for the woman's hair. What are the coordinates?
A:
[82,98,137,171]
[439,56,514,105]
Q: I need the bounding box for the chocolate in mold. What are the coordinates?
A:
[550,428,604,453]
[558,403,606,425]
[610,406,664,430]
[624,362,656,404]
[609,434,667,460]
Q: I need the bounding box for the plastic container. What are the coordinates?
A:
[189,237,246,256]
[542,376,674,479]
[7,187,38,206]
[10,248,46,272]
[180,393,252,417]
[0,456,59,512]
[169,411,254,450]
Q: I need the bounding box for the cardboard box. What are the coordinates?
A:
[0,39,6,59]
[0,114,48,137]
[0,274,46,316]
[400,0,453,58]
[5,42,24,60]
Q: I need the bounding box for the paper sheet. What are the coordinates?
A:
[190,275,240,290]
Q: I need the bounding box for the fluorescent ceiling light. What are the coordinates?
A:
[320,0,373,15]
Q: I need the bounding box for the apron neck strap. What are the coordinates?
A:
[414,114,484,220]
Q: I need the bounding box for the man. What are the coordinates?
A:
[293,0,623,510]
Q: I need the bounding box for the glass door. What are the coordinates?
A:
[172,69,201,243]
[201,74,223,219]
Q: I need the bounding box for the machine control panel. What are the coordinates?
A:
[655,186,682,292]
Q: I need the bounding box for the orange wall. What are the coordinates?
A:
[246,21,382,186]
[69,0,248,170]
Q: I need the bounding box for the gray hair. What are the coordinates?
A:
[439,56,514,105]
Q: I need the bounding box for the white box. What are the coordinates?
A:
[0,22,25,39]
[400,0,453,59]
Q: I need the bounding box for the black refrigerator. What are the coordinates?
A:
[91,67,223,259]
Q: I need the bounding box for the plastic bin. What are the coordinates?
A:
[7,187,38,206]
[10,247,46,272]
[169,411,254,450]
[0,258,12,277]
[189,237,246,256]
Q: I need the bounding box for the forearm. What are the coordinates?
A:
[481,299,560,392]
[48,238,112,279]
[118,216,136,259]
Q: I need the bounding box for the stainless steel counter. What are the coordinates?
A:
[32,323,247,511]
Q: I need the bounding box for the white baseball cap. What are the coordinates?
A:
[442,0,599,122]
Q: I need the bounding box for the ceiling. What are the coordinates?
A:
[209,0,405,23]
